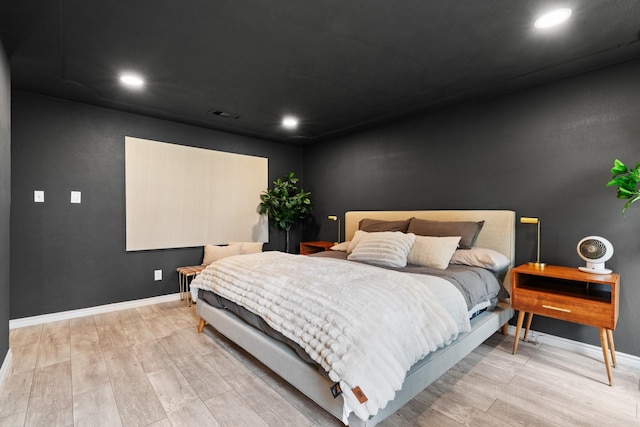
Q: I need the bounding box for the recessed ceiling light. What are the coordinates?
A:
[282,116,299,130]
[120,73,145,88]
[535,8,572,29]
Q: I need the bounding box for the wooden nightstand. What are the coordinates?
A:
[511,264,620,385]
[299,241,334,255]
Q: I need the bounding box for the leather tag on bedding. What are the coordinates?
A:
[352,386,368,403]
[330,382,342,398]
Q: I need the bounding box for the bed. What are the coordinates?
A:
[193,210,515,426]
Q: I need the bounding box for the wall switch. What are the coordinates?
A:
[70,191,81,204]
[34,190,44,203]
[154,269,162,281]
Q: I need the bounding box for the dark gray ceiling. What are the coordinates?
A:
[1,1,640,144]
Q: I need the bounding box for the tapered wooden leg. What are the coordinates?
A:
[512,311,526,354]
[523,312,534,341]
[606,329,617,368]
[599,328,614,386]
[197,318,206,333]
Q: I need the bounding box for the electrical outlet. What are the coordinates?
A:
[154,269,162,281]
[70,191,81,204]
[34,190,44,203]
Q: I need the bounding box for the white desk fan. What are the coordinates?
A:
[577,236,613,274]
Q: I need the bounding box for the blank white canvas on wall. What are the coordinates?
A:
[125,136,268,251]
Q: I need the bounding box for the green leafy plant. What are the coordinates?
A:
[607,159,640,213]
[259,172,312,252]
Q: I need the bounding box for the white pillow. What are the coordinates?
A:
[407,236,461,269]
[450,247,511,272]
[228,241,264,254]
[203,244,242,265]
[330,241,350,251]
[346,230,368,253]
[347,232,416,268]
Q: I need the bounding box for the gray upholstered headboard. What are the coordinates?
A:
[344,210,516,294]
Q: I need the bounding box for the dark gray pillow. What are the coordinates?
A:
[358,218,412,233]
[406,219,484,249]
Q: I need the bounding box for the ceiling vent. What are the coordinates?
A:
[207,109,240,119]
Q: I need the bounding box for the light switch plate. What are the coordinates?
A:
[70,191,82,204]
[34,190,44,203]
[154,270,162,281]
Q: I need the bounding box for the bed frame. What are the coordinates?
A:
[196,210,515,426]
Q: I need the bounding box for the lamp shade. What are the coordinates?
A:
[520,217,539,224]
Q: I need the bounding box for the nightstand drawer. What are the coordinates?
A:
[514,291,614,328]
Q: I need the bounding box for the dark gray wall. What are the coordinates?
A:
[304,58,640,357]
[0,41,10,365]
[11,91,302,318]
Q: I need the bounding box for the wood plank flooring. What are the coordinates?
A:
[1,300,638,426]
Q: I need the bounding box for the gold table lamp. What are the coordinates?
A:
[521,217,546,268]
[327,215,341,244]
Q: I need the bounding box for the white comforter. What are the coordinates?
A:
[190,251,470,423]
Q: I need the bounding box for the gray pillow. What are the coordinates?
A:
[359,218,412,233]
[407,219,484,249]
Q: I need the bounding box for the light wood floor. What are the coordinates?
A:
[1,300,639,426]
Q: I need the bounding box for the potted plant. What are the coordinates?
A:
[607,159,640,213]
[259,172,312,252]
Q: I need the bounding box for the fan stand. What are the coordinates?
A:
[579,261,612,274]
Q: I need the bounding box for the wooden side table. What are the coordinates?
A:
[511,264,619,385]
[299,241,334,255]
[176,265,206,306]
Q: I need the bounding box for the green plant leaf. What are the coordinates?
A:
[619,177,636,192]
[611,159,628,175]
[623,195,640,213]
[608,159,640,213]
[617,189,633,199]
[606,177,624,187]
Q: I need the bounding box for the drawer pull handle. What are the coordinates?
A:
[542,304,571,313]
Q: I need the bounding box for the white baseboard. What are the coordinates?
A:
[0,349,12,394]
[9,293,183,329]
[5,296,639,378]
[507,325,640,370]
